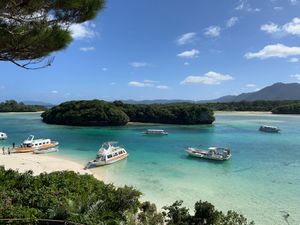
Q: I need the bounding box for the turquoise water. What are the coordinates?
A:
[0,112,299,225]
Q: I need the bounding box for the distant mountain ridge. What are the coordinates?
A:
[213,82,300,102]
[121,83,300,104]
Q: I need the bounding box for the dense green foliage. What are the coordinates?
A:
[118,102,214,125]
[41,100,130,126]
[0,0,104,69]
[204,100,300,112]
[0,168,253,225]
[0,100,46,112]
[272,103,300,114]
[41,100,215,126]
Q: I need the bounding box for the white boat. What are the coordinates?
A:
[186,147,231,161]
[144,129,168,135]
[33,147,59,154]
[14,135,59,153]
[0,132,7,140]
[85,142,128,169]
[259,125,280,133]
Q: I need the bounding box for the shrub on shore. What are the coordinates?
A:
[0,168,254,225]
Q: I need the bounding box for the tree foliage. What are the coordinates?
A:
[41,100,215,126]
[204,100,300,113]
[0,168,253,225]
[272,103,300,114]
[41,100,130,126]
[0,0,105,69]
[0,100,46,112]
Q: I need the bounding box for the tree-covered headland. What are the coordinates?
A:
[0,167,254,225]
[0,100,47,112]
[41,100,215,126]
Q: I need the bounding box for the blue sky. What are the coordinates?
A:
[1,0,300,104]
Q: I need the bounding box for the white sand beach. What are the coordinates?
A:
[0,153,93,176]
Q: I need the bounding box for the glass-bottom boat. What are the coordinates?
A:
[14,135,59,153]
[85,142,128,169]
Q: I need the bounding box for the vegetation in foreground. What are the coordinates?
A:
[0,167,254,225]
[41,100,215,126]
[0,100,47,112]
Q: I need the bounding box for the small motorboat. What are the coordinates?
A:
[33,147,59,154]
[14,135,59,153]
[0,132,7,140]
[85,142,128,169]
[259,125,280,133]
[144,129,168,135]
[186,147,231,161]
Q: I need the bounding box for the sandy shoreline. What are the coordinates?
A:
[214,111,272,114]
[0,153,96,177]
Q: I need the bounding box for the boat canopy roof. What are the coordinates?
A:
[147,129,165,132]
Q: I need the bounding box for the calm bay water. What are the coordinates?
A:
[0,112,299,225]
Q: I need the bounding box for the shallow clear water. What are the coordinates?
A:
[0,112,299,225]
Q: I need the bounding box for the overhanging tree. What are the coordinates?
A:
[0,0,105,69]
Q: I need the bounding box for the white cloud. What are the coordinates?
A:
[260,23,280,33]
[79,47,95,52]
[177,49,199,58]
[204,26,221,37]
[273,6,283,11]
[283,18,300,36]
[261,18,300,37]
[289,58,299,63]
[102,67,108,71]
[290,0,298,5]
[184,62,190,66]
[246,84,257,88]
[156,85,169,89]
[128,80,169,89]
[291,74,300,80]
[129,62,149,68]
[245,44,300,59]
[181,71,234,85]
[226,17,239,28]
[51,90,58,94]
[128,81,149,87]
[69,22,97,40]
[176,32,197,45]
[235,0,261,12]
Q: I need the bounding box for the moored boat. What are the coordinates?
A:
[0,132,7,140]
[144,129,168,135]
[259,125,280,133]
[186,147,231,161]
[33,147,59,154]
[85,142,128,169]
[14,135,59,153]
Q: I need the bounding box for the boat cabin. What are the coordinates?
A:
[145,129,168,135]
[22,135,51,148]
[0,132,7,139]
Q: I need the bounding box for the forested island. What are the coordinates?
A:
[203,100,300,114]
[271,103,300,114]
[0,167,253,225]
[0,100,47,112]
[41,100,215,126]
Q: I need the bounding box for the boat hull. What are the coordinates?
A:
[186,149,231,161]
[14,142,59,153]
[33,148,59,154]
[86,153,128,168]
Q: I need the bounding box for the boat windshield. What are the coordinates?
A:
[26,135,34,142]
